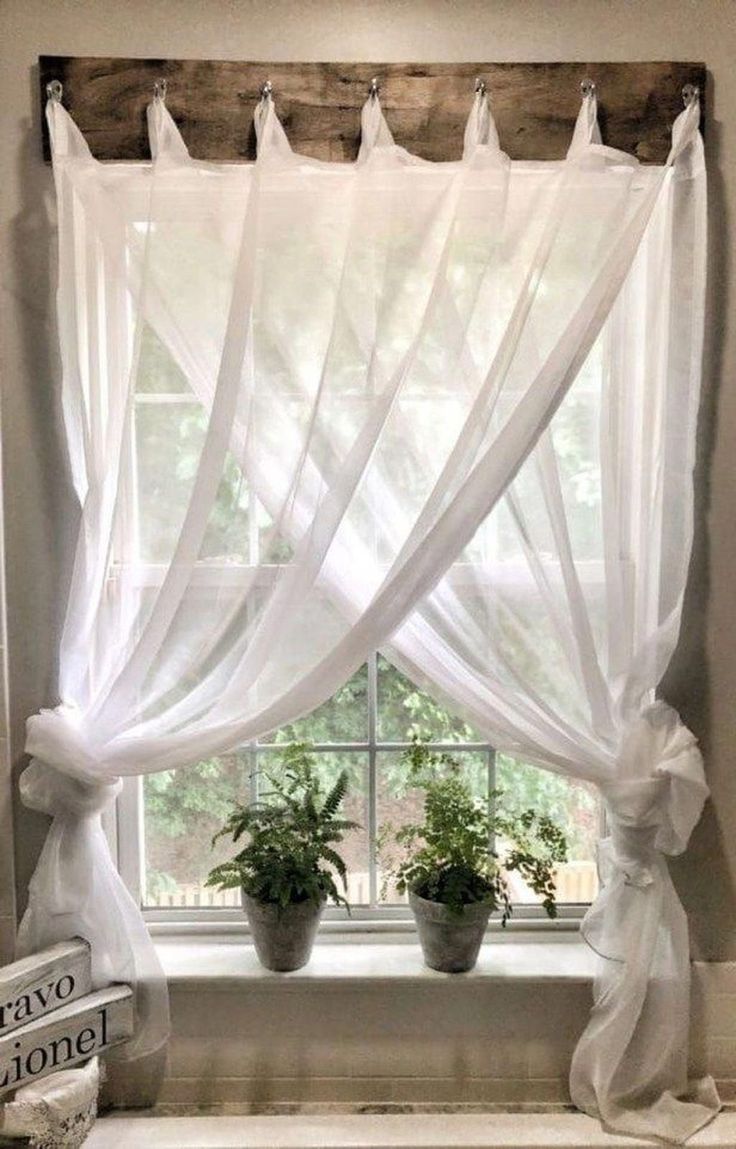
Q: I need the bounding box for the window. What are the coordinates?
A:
[139,651,600,916]
[118,326,602,922]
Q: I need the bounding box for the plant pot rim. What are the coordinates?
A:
[242,891,327,913]
[408,888,494,922]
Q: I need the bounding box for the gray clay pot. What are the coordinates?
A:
[409,889,491,973]
[242,892,325,972]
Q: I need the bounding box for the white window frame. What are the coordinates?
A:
[116,344,605,934]
[115,610,597,932]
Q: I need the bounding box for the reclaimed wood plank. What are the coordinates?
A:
[0,939,91,1040]
[38,58,705,165]
[0,984,134,1098]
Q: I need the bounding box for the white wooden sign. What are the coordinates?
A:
[0,939,92,1039]
[0,984,134,1097]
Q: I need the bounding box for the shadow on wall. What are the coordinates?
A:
[6,63,80,925]
[664,69,736,962]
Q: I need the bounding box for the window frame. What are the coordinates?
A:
[117,359,605,934]
[116,646,597,932]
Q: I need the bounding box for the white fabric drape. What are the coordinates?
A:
[21,83,715,1140]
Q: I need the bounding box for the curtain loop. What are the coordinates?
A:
[463,76,502,158]
[567,78,602,156]
[682,83,699,108]
[668,89,701,164]
[358,89,395,162]
[147,93,189,161]
[45,95,92,160]
[253,83,293,158]
[46,79,63,104]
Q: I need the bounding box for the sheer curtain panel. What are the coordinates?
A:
[21,79,714,1141]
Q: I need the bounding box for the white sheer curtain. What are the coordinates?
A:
[20,80,715,1141]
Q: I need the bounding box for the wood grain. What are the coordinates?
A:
[0,939,91,1039]
[0,985,134,1097]
[38,58,705,164]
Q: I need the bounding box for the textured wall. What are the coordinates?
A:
[0,0,735,964]
[0,422,13,965]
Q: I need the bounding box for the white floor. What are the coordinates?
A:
[85,1112,736,1148]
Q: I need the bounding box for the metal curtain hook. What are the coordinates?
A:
[46,79,63,104]
[682,83,699,107]
[369,76,380,101]
[475,77,486,97]
[153,77,167,102]
[580,78,596,99]
[260,79,273,103]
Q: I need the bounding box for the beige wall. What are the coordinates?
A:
[1,0,735,959]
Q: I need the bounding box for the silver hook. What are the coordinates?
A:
[475,77,486,97]
[260,80,273,103]
[153,77,167,103]
[580,78,596,99]
[369,77,380,101]
[46,79,63,104]
[682,83,699,108]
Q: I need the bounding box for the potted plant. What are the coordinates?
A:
[206,743,358,971]
[381,740,568,972]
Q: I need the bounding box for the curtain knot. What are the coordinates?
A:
[22,705,121,818]
[598,701,709,886]
[602,813,662,888]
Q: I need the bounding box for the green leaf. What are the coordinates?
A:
[378,738,568,919]
[205,742,354,910]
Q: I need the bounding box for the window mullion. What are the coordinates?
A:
[488,747,497,856]
[368,653,378,908]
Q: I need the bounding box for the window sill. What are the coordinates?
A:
[156,934,596,989]
[86,1111,736,1149]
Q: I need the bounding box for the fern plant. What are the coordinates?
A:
[380,739,568,922]
[206,743,359,910]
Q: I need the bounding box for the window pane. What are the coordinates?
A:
[376,748,491,904]
[496,754,600,904]
[143,749,371,908]
[143,752,252,908]
[135,401,204,562]
[257,749,370,906]
[135,402,250,563]
[255,496,294,564]
[375,748,599,908]
[137,323,194,395]
[377,655,483,742]
[259,663,369,744]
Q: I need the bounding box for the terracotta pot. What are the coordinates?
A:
[409,889,491,973]
[242,892,325,972]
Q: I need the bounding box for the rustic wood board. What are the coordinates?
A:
[0,939,91,1040]
[0,984,134,1097]
[38,58,705,164]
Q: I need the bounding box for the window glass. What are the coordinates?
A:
[143,752,251,907]
[141,658,600,911]
[377,655,481,743]
[260,664,369,744]
[376,748,490,905]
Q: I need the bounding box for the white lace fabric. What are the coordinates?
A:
[0,1058,100,1149]
[20,84,714,1141]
